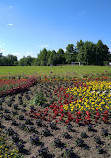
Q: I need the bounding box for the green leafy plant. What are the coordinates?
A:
[30,134,40,145]
[62,132,72,139]
[36,119,43,127]
[62,148,77,158]
[7,127,15,136]
[11,119,18,126]
[81,132,88,138]
[94,136,102,144]
[42,128,52,137]
[0,105,4,111]
[53,138,65,148]
[4,108,10,113]
[75,138,84,147]
[16,141,25,152]
[25,119,34,125]
[50,122,58,130]
[18,114,24,120]
[101,128,108,136]
[30,91,46,106]
[4,114,11,120]
[38,146,50,157]
[96,146,104,154]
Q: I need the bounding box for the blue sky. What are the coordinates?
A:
[0,0,111,60]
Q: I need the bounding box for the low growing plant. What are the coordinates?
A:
[30,91,46,107]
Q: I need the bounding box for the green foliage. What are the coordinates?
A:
[103,61,109,66]
[19,55,34,66]
[30,91,46,106]
[65,44,77,64]
[0,54,17,66]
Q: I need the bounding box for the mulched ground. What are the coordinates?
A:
[0,81,111,158]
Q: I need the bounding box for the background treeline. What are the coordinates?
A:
[0,40,111,66]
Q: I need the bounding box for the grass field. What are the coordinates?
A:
[0,65,111,77]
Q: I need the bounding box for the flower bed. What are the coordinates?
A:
[0,76,37,97]
[0,73,111,158]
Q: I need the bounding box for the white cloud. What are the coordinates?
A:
[37,44,49,49]
[11,52,20,55]
[109,48,111,53]
[63,49,66,52]
[0,49,6,52]
[7,23,14,26]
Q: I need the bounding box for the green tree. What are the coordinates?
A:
[26,55,33,66]
[56,48,66,64]
[37,48,48,66]
[77,41,97,65]
[76,40,84,51]
[65,44,77,64]
[7,54,18,66]
[96,40,110,65]
[46,50,51,66]
[0,56,8,66]
[47,50,57,66]
[19,56,27,66]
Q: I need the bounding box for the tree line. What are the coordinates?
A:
[0,40,111,66]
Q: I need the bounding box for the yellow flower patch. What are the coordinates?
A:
[64,81,111,112]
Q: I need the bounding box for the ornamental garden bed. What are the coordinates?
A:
[0,74,111,158]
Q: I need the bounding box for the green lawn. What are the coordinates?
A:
[0,65,111,77]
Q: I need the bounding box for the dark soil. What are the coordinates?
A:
[0,81,111,158]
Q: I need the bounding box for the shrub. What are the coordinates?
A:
[30,91,46,106]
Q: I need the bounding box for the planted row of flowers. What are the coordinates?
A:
[0,76,37,97]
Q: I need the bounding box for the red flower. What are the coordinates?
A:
[60,105,63,109]
[85,115,90,120]
[45,108,48,112]
[60,117,62,121]
[76,118,80,123]
[96,112,100,117]
[86,111,90,115]
[67,112,71,116]
[76,111,81,116]
[102,117,108,123]
[65,120,69,124]
[104,110,108,114]
[61,114,64,117]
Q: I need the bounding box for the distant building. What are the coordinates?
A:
[71,62,83,65]
[109,62,111,66]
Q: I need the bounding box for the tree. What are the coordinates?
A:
[46,50,51,66]
[96,40,110,65]
[76,41,97,65]
[0,56,8,66]
[37,48,48,66]
[56,48,66,64]
[65,44,77,64]
[7,54,18,66]
[76,40,84,51]
[26,55,33,66]
[47,50,57,66]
